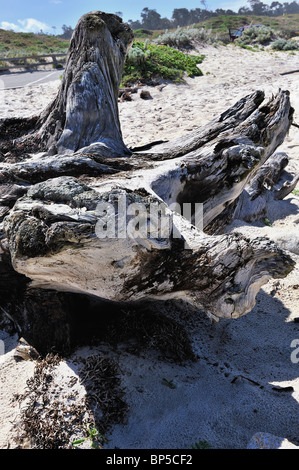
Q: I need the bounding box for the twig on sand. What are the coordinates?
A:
[280,69,299,76]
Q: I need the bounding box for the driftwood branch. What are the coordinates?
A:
[229,152,289,223]
[281,69,299,76]
[275,174,299,200]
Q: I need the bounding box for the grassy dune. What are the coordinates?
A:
[0,29,69,57]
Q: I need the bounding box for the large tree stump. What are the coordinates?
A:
[0,11,134,158]
[0,12,296,352]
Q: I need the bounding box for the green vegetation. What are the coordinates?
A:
[238,43,259,51]
[0,28,206,86]
[72,424,106,449]
[162,378,176,389]
[155,26,216,48]
[132,14,299,46]
[264,218,272,227]
[292,189,299,195]
[235,26,276,46]
[191,14,299,44]
[199,13,299,37]
[133,28,153,39]
[0,28,69,58]
[271,38,299,50]
[191,440,212,449]
[122,41,204,86]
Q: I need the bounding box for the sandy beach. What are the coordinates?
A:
[0,43,298,449]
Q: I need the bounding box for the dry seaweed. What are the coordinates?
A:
[15,352,128,449]
[79,354,129,437]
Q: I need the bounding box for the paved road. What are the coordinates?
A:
[0,69,64,89]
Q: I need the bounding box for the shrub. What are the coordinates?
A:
[122,41,205,86]
[236,26,276,46]
[155,27,216,49]
[271,39,299,50]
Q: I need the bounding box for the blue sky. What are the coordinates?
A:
[0,0,274,34]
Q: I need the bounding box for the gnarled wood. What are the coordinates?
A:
[226,152,290,223]
[0,11,296,353]
[3,175,295,323]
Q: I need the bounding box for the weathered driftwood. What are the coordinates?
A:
[3,176,294,326]
[2,89,296,320]
[227,152,290,223]
[0,12,296,353]
[213,150,299,227]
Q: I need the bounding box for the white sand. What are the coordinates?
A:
[0,44,298,449]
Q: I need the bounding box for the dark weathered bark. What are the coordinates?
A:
[0,241,29,312]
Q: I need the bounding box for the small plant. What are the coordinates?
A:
[126,45,151,66]
[292,189,299,196]
[72,424,106,449]
[162,377,176,389]
[264,218,272,227]
[191,440,212,449]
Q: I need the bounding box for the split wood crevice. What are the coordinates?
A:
[0,11,297,354]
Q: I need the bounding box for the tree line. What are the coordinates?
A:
[127,1,299,30]
[57,0,299,37]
